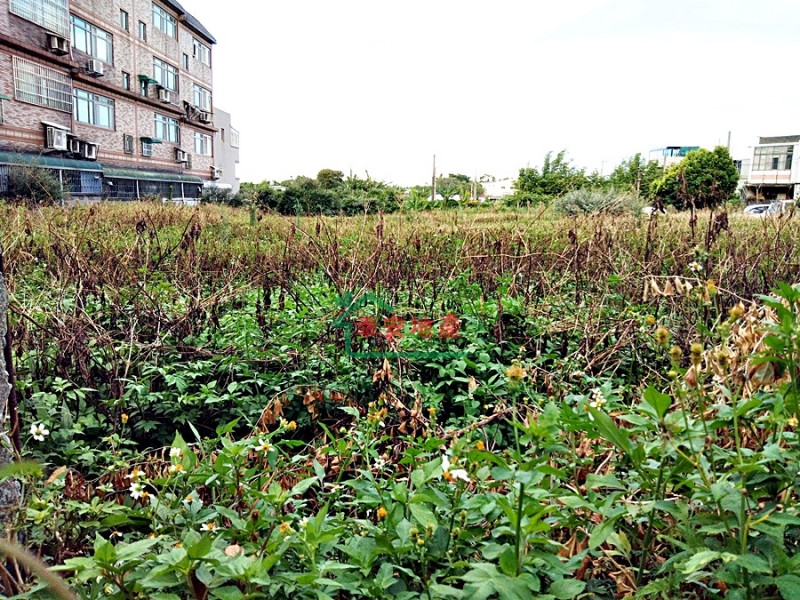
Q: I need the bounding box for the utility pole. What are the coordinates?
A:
[727,131,731,151]
[431,154,437,201]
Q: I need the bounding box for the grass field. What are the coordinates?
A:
[2,203,800,599]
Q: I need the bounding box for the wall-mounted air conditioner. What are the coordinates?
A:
[46,127,68,150]
[84,143,98,160]
[142,141,154,157]
[158,88,172,103]
[210,166,222,180]
[68,137,82,154]
[48,34,69,55]
[198,112,212,124]
[175,148,188,163]
[86,59,104,77]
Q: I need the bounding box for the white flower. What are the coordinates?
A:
[169,447,182,459]
[373,457,387,471]
[168,463,184,475]
[254,439,272,453]
[129,482,144,500]
[441,454,470,484]
[299,516,309,529]
[183,492,201,505]
[688,261,703,274]
[588,388,606,409]
[30,423,49,441]
[126,467,145,481]
[200,521,217,532]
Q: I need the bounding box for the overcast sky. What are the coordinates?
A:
[185,0,800,186]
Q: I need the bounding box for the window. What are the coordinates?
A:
[220,128,224,142]
[123,134,134,154]
[12,56,72,112]
[122,71,130,90]
[138,21,146,40]
[73,89,114,129]
[152,3,176,37]
[230,127,240,149]
[153,57,178,91]
[141,139,153,156]
[192,84,211,111]
[139,78,148,96]
[753,145,794,171]
[119,9,128,31]
[10,0,69,38]
[194,131,212,156]
[192,38,211,66]
[71,15,113,63]
[182,53,189,70]
[154,113,179,143]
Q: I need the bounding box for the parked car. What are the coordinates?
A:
[764,200,796,217]
[743,203,770,215]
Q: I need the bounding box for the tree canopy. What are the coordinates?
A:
[650,146,739,210]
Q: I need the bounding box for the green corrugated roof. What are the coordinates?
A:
[0,151,102,171]
[102,167,202,183]
[0,93,10,101]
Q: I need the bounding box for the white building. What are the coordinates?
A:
[744,135,799,201]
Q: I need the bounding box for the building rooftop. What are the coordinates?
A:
[758,135,800,144]
[161,0,216,44]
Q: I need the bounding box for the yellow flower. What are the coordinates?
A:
[788,417,798,428]
[428,407,436,417]
[287,420,297,431]
[121,413,129,424]
[475,440,485,451]
[168,463,184,474]
[505,362,526,382]
[376,506,388,520]
[645,315,656,326]
[279,522,293,536]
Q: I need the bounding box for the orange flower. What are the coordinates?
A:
[377,506,388,520]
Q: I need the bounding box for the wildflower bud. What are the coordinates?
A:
[410,527,419,537]
[645,315,656,326]
[668,369,678,380]
[716,349,730,368]
[728,303,745,321]
[706,280,717,297]
[377,506,388,520]
[121,413,129,424]
[669,345,682,363]
[339,427,347,434]
[684,367,698,388]
[417,537,425,546]
[690,343,703,366]
[426,523,434,538]
[654,326,670,348]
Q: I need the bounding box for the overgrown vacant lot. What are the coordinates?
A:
[2,203,800,599]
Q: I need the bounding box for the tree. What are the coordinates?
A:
[0,261,20,517]
[650,146,739,210]
[513,150,587,204]
[608,153,663,199]
[316,169,344,190]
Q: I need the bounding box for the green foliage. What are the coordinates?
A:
[650,146,739,210]
[513,151,587,204]
[6,165,63,207]
[607,153,663,199]
[553,187,639,216]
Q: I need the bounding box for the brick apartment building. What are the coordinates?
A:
[0,0,225,201]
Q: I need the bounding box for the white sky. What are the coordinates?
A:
[185,0,800,186]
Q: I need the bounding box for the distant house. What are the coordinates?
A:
[480,178,515,201]
[744,135,800,201]
[648,146,700,169]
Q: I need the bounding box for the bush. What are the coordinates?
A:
[6,165,63,207]
[553,187,639,216]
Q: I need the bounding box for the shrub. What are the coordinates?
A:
[553,187,639,216]
[6,165,63,207]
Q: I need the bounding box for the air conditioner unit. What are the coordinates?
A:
[198,112,212,124]
[175,148,188,163]
[210,166,222,180]
[158,88,172,103]
[84,143,98,160]
[141,141,154,157]
[46,127,68,151]
[68,137,82,154]
[48,34,69,55]
[86,59,104,77]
